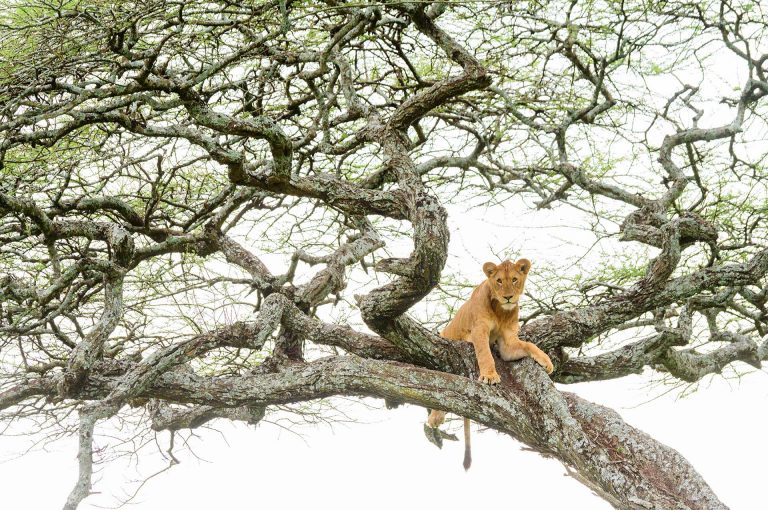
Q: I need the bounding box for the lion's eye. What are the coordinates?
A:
[496,278,502,284]
[512,277,518,283]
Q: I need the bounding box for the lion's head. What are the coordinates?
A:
[482,259,530,311]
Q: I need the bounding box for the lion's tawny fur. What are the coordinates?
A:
[427,259,553,469]
[441,258,553,380]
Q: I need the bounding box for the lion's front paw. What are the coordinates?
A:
[478,371,501,384]
[535,353,554,374]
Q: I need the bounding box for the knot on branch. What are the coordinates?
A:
[621,208,717,248]
[654,305,692,346]
[375,257,415,277]
[51,221,136,268]
[109,226,135,267]
[149,401,266,431]
[58,370,88,400]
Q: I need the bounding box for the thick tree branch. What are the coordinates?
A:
[20,353,725,510]
[522,245,768,352]
[58,273,126,398]
[148,401,266,431]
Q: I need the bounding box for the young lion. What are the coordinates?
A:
[427,259,553,469]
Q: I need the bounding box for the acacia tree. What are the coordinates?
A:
[1,1,767,508]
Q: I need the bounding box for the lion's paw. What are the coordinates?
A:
[536,354,554,374]
[478,371,501,384]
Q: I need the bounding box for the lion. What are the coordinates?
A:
[426,259,553,469]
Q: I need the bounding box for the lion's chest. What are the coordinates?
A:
[489,328,503,346]
[488,313,519,342]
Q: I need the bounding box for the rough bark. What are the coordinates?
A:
[6,353,726,510]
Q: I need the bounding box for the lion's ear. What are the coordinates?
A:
[515,258,531,274]
[482,262,497,278]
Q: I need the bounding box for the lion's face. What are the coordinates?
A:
[482,259,530,311]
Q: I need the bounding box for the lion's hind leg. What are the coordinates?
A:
[427,409,446,428]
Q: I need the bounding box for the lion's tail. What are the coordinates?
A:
[462,417,471,470]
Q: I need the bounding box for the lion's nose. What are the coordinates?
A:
[503,295,515,301]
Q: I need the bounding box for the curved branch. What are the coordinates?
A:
[58,272,126,398]
[522,244,768,352]
[37,353,726,510]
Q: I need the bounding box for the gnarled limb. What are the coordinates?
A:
[29,352,727,510]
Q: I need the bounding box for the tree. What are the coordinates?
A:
[1,1,766,508]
